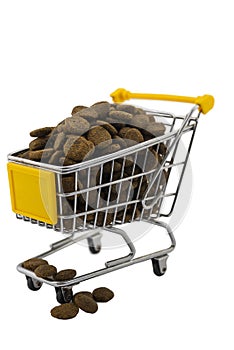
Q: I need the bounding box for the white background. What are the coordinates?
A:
[0,1,233,349]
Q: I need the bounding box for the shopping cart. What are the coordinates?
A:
[7,88,214,303]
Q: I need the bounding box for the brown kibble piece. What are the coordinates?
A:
[125,128,144,144]
[116,104,137,114]
[92,287,114,302]
[118,127,132,139]
[30,127,53,138]
[29,150,42,160]
[29,137,49,151]
[29,148,54,161]
[87,126,112,149]
[71,105,87,115]
[73,291,93,300]
[91,102,110,118]
[92,101,109,106]
[65,117,90,135]
[119,127,144,144]
[18,150,30,159]
[134,114,150,128]
[22,258,48,271]
[73,294,98,313]
[55,269,76,281]
[96,121,118,136]
[64,136,94,162]
[77,108,98,120]
[109,110,133,122]
[50,303,79,320]
[34,264,57,279]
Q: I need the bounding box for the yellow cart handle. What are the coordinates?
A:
[110,88,214,114]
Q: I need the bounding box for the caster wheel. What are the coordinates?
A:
[55,287,73,304]
[152,255,168,277]
[26,276,42,291]
[87,236,101,254]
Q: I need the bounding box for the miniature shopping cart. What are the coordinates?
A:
[7,88,214,304]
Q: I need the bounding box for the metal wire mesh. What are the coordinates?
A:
[10,109,198,234]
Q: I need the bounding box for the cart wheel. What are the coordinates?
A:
[152,255,168,277]
[26,276,42,291]
[87,236,101,254]
[55,287,73,304]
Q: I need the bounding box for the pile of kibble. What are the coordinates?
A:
[17,101,168,227]
[23,257,114,319]
[18,101,166,165]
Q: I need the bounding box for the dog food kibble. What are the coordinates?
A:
[22,258,48,271]
[123,127,144,144]
[134,114,150,128]
[92,287,114,302]
[116,103,137,115]
[29,137,49,151]
[71,105,87,115]
[55,269,77,281]
[30,127,54,138]
[73,294,98,313]
[29,148,54,161]
[96,120,118,136]
[77,108,99,120]
[51,303,79,320]
[87,126,112,148]
[65,116,90,135]
[64,136,94,162]
[91,102,110,118]
[34,264,57,279]
[109,110,133,122]
[73,291,94,300]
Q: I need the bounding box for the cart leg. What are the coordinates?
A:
[143,219,176,277]
[26,276,43,291]
[55,286,73,304]
[151,255,168,276]
[87,232,102,254]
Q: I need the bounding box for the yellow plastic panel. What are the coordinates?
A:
[7,163,57,225]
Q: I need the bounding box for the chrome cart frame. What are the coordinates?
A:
[8,89,214,304]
